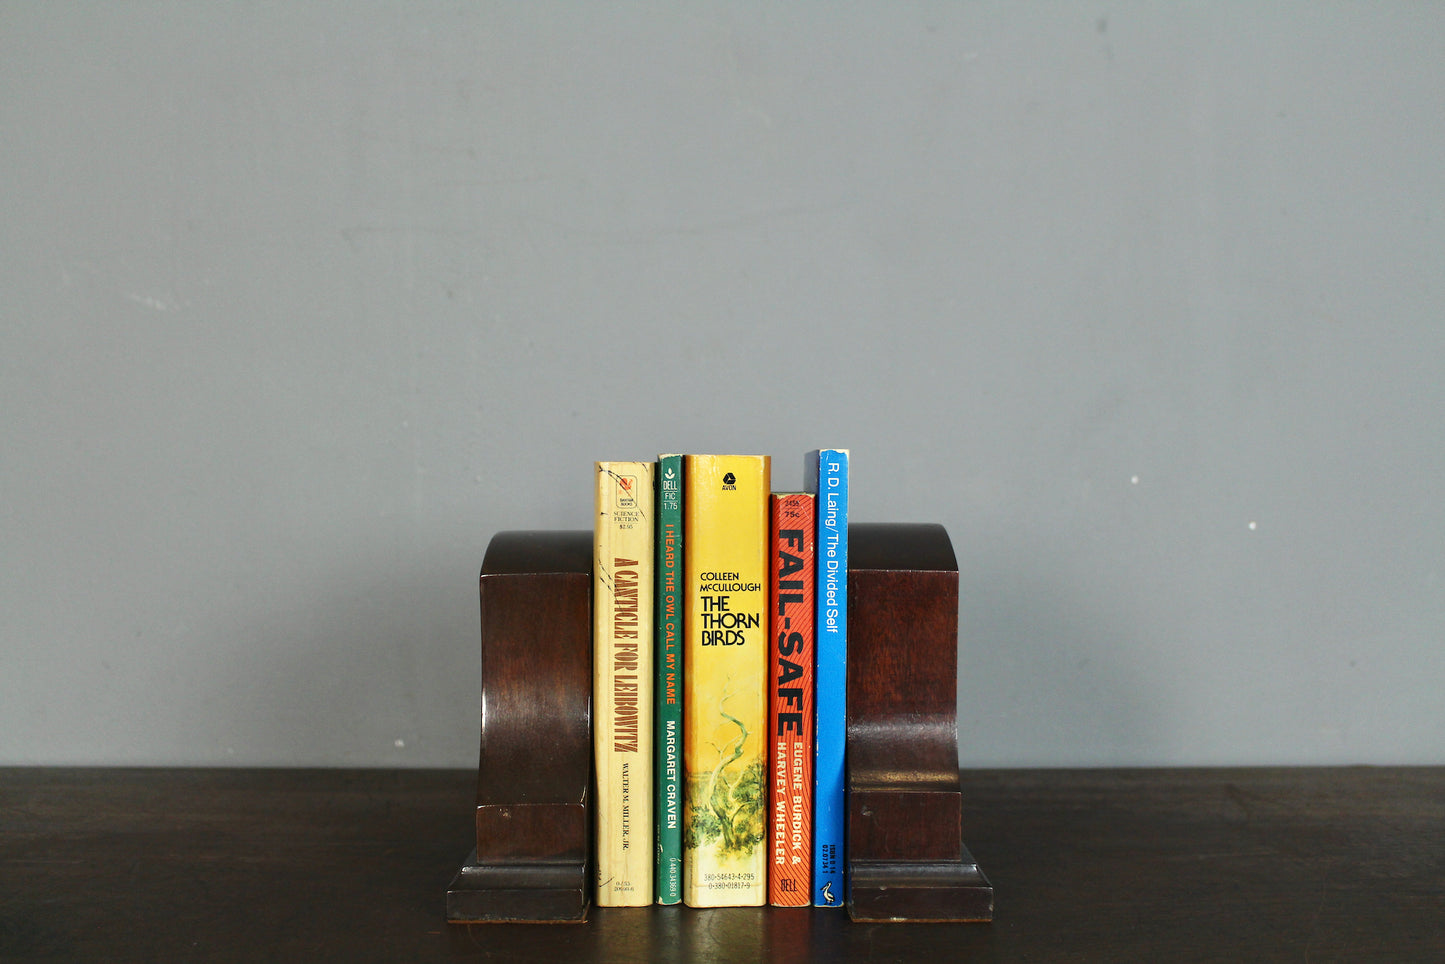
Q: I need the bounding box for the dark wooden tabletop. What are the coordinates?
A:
[1,766,1440,961]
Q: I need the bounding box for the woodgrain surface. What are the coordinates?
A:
[844,523,990,922]
[1,767,1441,961]
[453,530,592,921]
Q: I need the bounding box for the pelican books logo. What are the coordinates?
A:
[615,474,638,509]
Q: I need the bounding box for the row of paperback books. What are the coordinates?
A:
[593,450,849,908]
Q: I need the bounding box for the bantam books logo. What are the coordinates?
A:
[616,475,637,508]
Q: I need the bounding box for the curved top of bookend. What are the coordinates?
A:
[849,522,957,573]
[482,529,593,577]
[846,522,961,793]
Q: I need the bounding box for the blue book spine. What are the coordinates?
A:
[812,448,849,906]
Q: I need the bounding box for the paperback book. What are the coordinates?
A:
[768,492,816,906]
[681,454,771,907]
[593,461,655,907]
[653,454,684,905]
[810,448,849,907]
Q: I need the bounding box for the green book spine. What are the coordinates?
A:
[654,454,684,904]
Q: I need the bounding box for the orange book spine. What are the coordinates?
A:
[768,493,815,906]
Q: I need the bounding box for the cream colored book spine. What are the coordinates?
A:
[594,461,655,906]
[682,454,771,907]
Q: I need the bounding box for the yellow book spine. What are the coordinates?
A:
[682,454,771,907]
[594,461,655,906]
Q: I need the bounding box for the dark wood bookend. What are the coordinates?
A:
[845,523,993,923]
[447,530,593,924]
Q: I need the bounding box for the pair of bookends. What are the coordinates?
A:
[446,524,992,924]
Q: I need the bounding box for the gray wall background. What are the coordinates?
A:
[3,3,1441,768]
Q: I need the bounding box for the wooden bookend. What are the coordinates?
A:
[447,531,592,924]
[845,523,993,923]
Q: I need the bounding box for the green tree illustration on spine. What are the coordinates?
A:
[686,683,764,857]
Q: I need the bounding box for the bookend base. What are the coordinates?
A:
[846,846,994,923]
[844,524,994,923]
[446,850,589,924]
